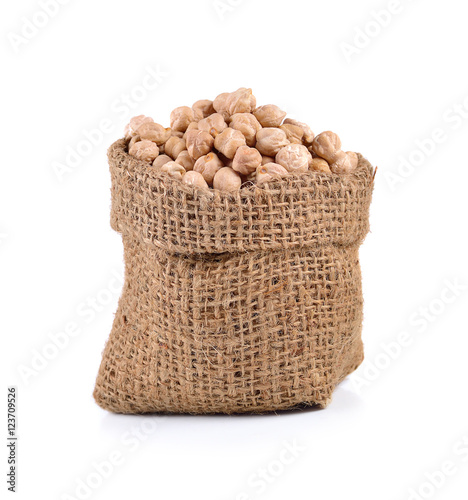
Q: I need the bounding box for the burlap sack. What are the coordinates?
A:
[93,138,374,414]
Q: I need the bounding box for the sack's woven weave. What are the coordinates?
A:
[93,138,374,414]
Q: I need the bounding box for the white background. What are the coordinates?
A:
[2,0,468,499]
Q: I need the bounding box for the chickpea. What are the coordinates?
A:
[136,122,171,145]
[213,88,255,119]
[185,129,214,160]
[255,128,289,156]
[197,113,227,138]
[261,155,275,165]
[165,136,186,159]
[279,124,303,144]
[152,154,172,169]
[213,167,242,192]
[128,135,141,149]
[193,152,223,185]
[212,92,230,121]
[185,121,199,133]
[171,130,184,139]
[232,146,262,175]
[309,158,331,174]
[275,144,311,173]
[214,128,246,159]
[124,115,153,138]
[253,104,286,128]
[192,99,215,121]
[160,161,186,180]
[226,87,256,115]
[129,139,159,162]
[175,150,195,171]
[229,113,262,147]
[181,170,209,189]
[346,151,359,168]
[329,151,358,174]
[283,118,314,145]
[311,131,342,163]
[256,163,289,184]
[170,106,195,132]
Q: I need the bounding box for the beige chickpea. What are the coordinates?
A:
[170,106,195,132]
[279,124,303,144]
[181,170,209,189]
[253,104,286,127]
[261,155,275,165]
[192,99,215,121]
[129,139,159,162]
[182,122,199,142]
[212,92,230,121]
[283,118,314,145]
[214,128,246,159]
[164,136,186,159]
[152,154,172,169]
[226,87,255,115]
[346,151,359,169]
[255,128,289,156]
[160,161,186,180]
[275,144,311,173]
[193,152,223,185]
[213,167,242,192]
[136,122,171,145]
[185,129,214,160]
[256,163,289,184]
[128,135,141,149]
[229,113,262,147]
[185,121,199,134]
[171,130,184,139]
[124,115,153,138]
[309,158,331,174]
[311,131,342,163]
[175,150,195,171]
[232,146,262,175]
[329,151,358,174]
[197,113,227,138]
[213,88,255,119]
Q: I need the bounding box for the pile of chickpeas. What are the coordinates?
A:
[124,88,359,192]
